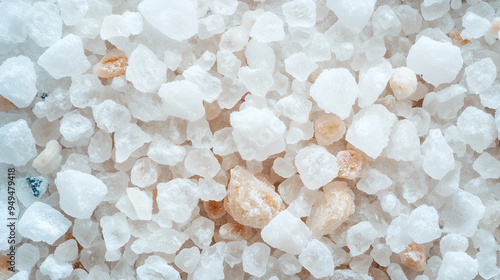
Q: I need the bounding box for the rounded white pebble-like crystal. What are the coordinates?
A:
[18,202,71,245]
[295,145,338,190]
[0,119,37,166]
[408,205,441,244]
[436,252,478,280]
[299,239,335,278]
[0,55,37,108]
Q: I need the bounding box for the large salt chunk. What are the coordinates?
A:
[421,129,454,180]
[39,254,73,280]
[230,107,286,161]
[385,120,420,161]
[421,0,449,21]
[345,104,397,159]
[327,0,376,33]
[408,205,441,244]
[137,255,181,280]
[114,123,152,163]
[18,202,71,245]
[347,221,378,256]
[261,210,313,255]
[242,243,270,277]
[282,0,316,28]
[101,213,130,251]
[299,239,335,278]
[407,36,463,87]
[473,152,500,179]
[0,56,37,108]
[310,68,358,120]
[461,12,490,40]
[157,179,199,223]
[457,106,496,153]
[249,12,284,43]
[126,44,166,93]
[37,34,90,79]
[443,191,485,237]
[138,0,198,42]
[0,120,36,166]
[465,58,496,94]
[55,170,107,219]
[158,80,205,122]
[284,53,318,82]
[92,100,131,133]
[295,145,338,190]
[436,252,478,280]
[28,2,62,47]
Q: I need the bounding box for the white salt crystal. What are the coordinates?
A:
[261,210,313,255]
[437,252,478,280]
[346,221,378,256]
[385,120,420,161]
[421,129,455,180]
[406,36,463,87]
[0,56,37,108]
[345,104,397,159]
[18,202,71,245]
[69,74,103,109]
[101,213,130,251]
[183,65,222,103]
[350,254,373,275]
[473,152,500,179]
[88,130,112,163]
[476,250,500,279]
[242,243,271,277]
[443,191,485,237]
[175,247,200,273]
[28,2,62,47]
[16,243,39,272]
[184,149,220,178]
[55,239,78,262]
[393,5,422,35]
[249,12,284,43]
[100,12,142,40]
[197,178,226,201]
[37,34,90,79]
[461,11,490,40]
[421,0,450,21]
[380,193,402,217]
[73,219,99,248]
[408,205,441,243]
[278,254,302,275]
[0,119,37,166]
[245,39,276,73]
[479,81,500,109]
[287,187,319,217]
[55,169,107,219]
[327,0,376,33]
[310,68,358,120]
[157,179,199,223]
[465,58,497,94]
[358,61,392,107]
[131,157,158,188]
[386,214,412,253]
[299,239,335,278]
[238,67,273,97]
[158,80,205,121]
[219,26,249,52]
[370,243,392,267]
[147,228,188,254]
[225,241,246,268]
[435,162,461,197]
[275,94,312,123]
[210,0,238,15]
[295,145,338,190]
[217,50,241,77]
[114,123,152,163]
[60,110,94,143]
[40,254,73,280]
[186,216,214,249]
[0,0,29,44]
[194,242,227,279]
[126,44,166,93]
[213,128,237,156]
[92,100,131,133]
[116,188,153,220]
[423,85,466,120]
[387,263,408,280]
[356,169,392,195]
[58,0,88,26]
[272,158,297,179]
[440,234,468,255]
[187,119,213,149]
[138,0,197,42]
[284,53,318,82]
[282,0,316,28]
[147,134,186,166]
[372,5,401,37]
[457,106,496,153]
[137,255,181,280]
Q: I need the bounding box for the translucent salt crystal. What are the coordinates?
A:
[387,263,408,280]
[101,213,130,251]
[16,243,39,272]
[380,193,402,217]
[350,254,372,274]
[442,191,485,237]
[358,61,392,107]
[476,250,500,279]
[465,58,496,94]
[346,104,397,159]
[408,205,441,244]
[0,56,37,108]
[245,39,276,73]
[55,169,107,219]
[147,228,188,254]
[183,65,222,103]
[406,36,463,87]
[194,242,228,279]
[278,175,302,204]
[175,247,200,273]
[73,219,99,248]
[157,179,199,223]
[440,234,468,255]
[307,182,355,237]
[57,0,88,26]
[130,157,158,188]
[423,85,466,120]
[93,49,128,79]
[275,93,312,123]
[370,243,392,267]
[457,106,496,153]
[238,67,273,97]
[436,252,478,280]
[461,11,490,40]
[159,80,205,121]
[295,145,338,190]
[0,119,36,166]
[356,169,392,195]
[272,157,297,178]
[225,166,284,228]
[60,110,93,142]
[400,243,426,272]
[137,255,181,280]
[219,222,254,240]
[242,243,271,277]
[314,114,345,145]
[116,187,153,220]
[225,240,246,267]
[126,44,166,93]
[326,0,376,33]
[284,53,318,82]
[310,68,358,120]
[372,5,401,37]
[88,130,112,163]
[55,239,78,262]
[393,5,422,35]
[230,107,286,161]
[346,221,378,256]
[249,12,284,43]
[421,129,454,180]
[100,12,142,40]
[220,26,249,52]
[386,214,412,253]
[138,0,197,41]
[114,123,152,163]
[217,50,241,78]
[197,178,226,202]
[37,34,90,79]
[185,216,214,249]
[278,254,302,275]
[473,152,500,179]
[147,134,186,166]
[434,162,461,197]
[336,150,365,180]
[40,255,73,280]
[210,0,238,15]
[0,0,29,44]
[421,0,449,21]
[390,67,417,100]
[18,202,71,244]
[299,239,334,278]
[93,99,132,133]
[27,2,62,47]
[185,149,221,178]
[287,187,319,218]
[479,81,500,109]
[385,119,419,160]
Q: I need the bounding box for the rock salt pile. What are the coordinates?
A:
[1,0,499,279]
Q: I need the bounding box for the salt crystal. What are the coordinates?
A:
[336,150,366,180]
[356,169,392,195]
[130,157,158,188]
[387,263,408,280]
[358,61,392,107]
[137,255,181,280]
[423,85,466,120]
[0,56,37,108]
[33,140,62,174]
[217,50,241,78]
[114,123,152,163]
[386,214,412,253]
[345,104,397,159]
[421,0,450,21]
[461,11,490,40]
[473,152,500,179]
[219,222,254,240]
[147,134,186,166]
[393,5,422,35]
[372,5,402,37]
[295,145,338,190]
[272,157,296,179]
[442,191,485,237]
[0,0,29,44]
[186,216,214,249]
[457,106,496,153]
[275,94,312,123]
[55,169,107,219]
[126,44,166,93]
[245,39,276,73]
[73,219,99,248]
[225,241,246,267]
[278,175,303,204]
[16,243,39,272]
[175,247,200,273]
[183,66,222,103]
[54,239,78,262]
[408,205,441,244]
[18,202,71,245]
[310,68,358,120]
[479,81,500,109]
[440,234,468,255]
[57,0,88,26]
[350,254,372,274]
[327,0,376,33]
[197,178,226,201]
[185,149,220,178]
[28,2,62,47]
[390,67,417,100]
[100,213,130,251]
[92,100,131,133]
[421,129,454,180]
[299,239,335,278]
[406,36,463,87]
[261,210,312,254]
[465,58,496,94]
[238,67,273,97]
[60,110,94,143]
[314,114,345,145]
[346,221,378,256]
[210,0,238,15]
[278,253,302,275]
[158,80,205,121]
[0,119,37,166]
[157,179,199,223]
[242,243,270,277]
[284,53,318,82]
[436,252,478,280]
[88,130,112,163]
[37,34,90,79]
[116,187,152,220]
[219,26,249,52]
[476,250,500,279]
[370,243,392,267]
[249,12,284,43]
[385,120,420,161]
[39,254,73,280]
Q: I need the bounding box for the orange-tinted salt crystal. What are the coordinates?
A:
[0,95,16,112]
[314,114,346,145]
[489,18,500,37]
[219,221,254,240]
[306,181,355,237]
[204,200,226,220]
[448,31,469,47]
[337,149,365,180]
[400,242,427,272]
[93,49,128,78]
[224,166,285,229]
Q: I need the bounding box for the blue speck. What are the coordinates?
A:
[41,92,48,99]
[26,177,46,197]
